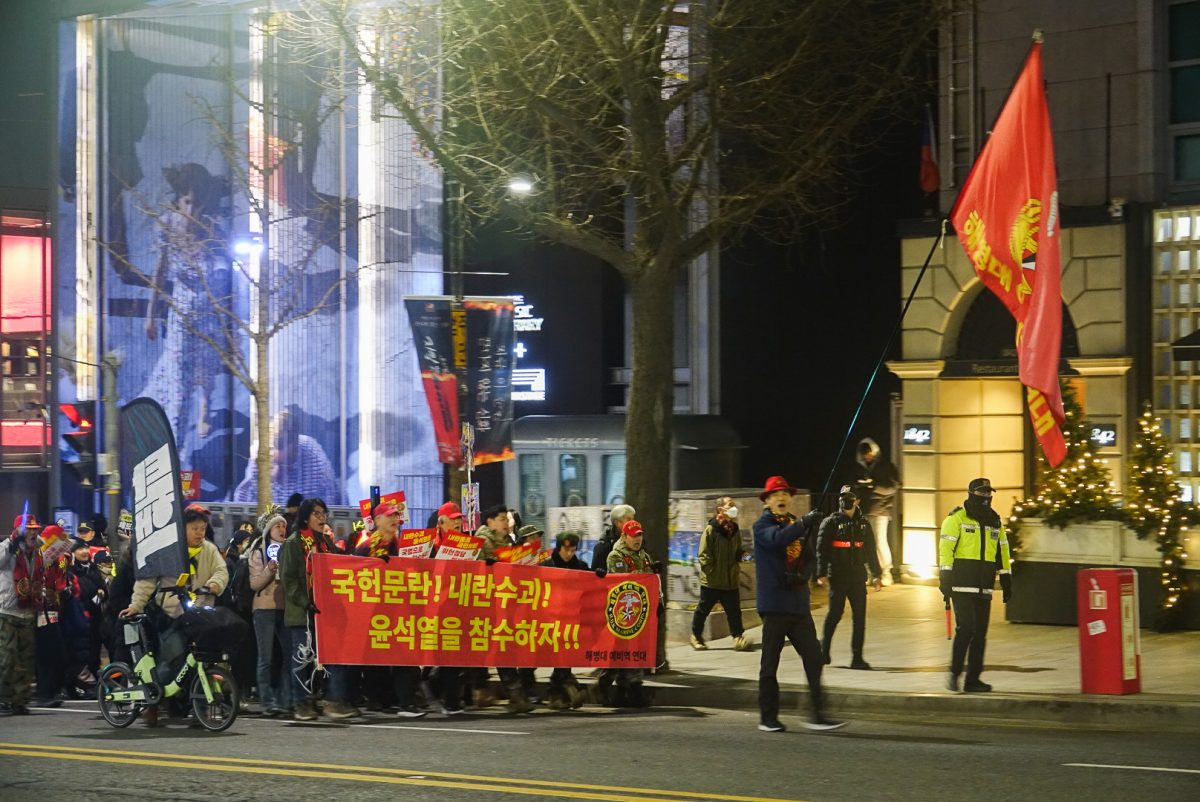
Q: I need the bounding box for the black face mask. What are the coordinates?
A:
[964,494,1000,527]
[838,498,856,511]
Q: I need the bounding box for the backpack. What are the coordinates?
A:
[223,536,263,617]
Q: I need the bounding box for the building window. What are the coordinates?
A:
[0,212,52,470]
[1152,207,1200,503]
[1168,1,1200,192]
[559,453,588,506]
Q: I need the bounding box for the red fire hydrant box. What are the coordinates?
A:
[1076,568,1141,695]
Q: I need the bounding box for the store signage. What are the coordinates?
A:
[511,294,547,402]
[1089,424,1117,448]
[902,424,933,446]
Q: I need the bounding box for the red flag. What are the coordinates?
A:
[950,40,1066,467]
[919,103,940,194]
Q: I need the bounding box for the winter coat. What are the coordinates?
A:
[542,549,590,571]
[607,540,654,574]
[697,518,742,590]
[816,510,881,583]
[248,536,287,611]
[591,525,620,571]
[477,525,512,562]
[939,506,1011,597]
[752,507,814,615]
[0,537,40,620]
[129,539,228,618]
[854,437,901,518]
[279,529,335,627]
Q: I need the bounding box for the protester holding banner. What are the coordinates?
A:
[352,500,427,719]
[541,531,590,709]
[248,509,290,716]
[491,517,542,713]
[591,504,635,572]
[605,519,654,707]
[279,497,355,721]
[428,502,470,714]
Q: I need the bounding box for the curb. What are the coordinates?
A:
[646,675,1200,733]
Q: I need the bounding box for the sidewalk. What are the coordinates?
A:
[649,584,1200,732]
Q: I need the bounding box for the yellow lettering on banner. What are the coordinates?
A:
[368,615,391,649]
[330,568,357,602]
[441,616,462,651]
[468,617,492,651]
[962,211,1013,294]
[493,577,519,608]
[492,620,516,650]
[356,567,382,603]
[517,577,551,610]
[417,616,439,650]
[1027,387,1056,435]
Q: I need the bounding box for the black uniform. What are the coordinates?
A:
[816,510,881,665]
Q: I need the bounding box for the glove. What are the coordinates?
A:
[1000,574,1012,604]
[649,561,663,574]
[484,558,497,566]
[594,569,607,579]
[938,569,953,601]
[306,601,321,615]
[801,509,825,529]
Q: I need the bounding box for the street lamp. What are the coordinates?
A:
[507,174,534,196]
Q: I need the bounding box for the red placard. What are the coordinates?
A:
[312,554,658,668]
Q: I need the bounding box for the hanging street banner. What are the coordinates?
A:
[464,297,516,464]
[120,397,188,580]
[404,297,461,464]
[405,296,516,467]
[950,37,1067,467]
[311,554,659,668]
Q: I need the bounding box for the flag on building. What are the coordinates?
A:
[950,38,1067,467]
[919,102,940,194]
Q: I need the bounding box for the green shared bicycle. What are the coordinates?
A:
[98,597,242,732]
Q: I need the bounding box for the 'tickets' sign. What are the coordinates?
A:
[311,554,658,668]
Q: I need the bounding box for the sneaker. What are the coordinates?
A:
[260,707,280,718]
[32,696,63,709]
[946,673,961,693]
[294,701,318,721]
[758,720,786,732]
[395,705,428,719]
[507,689,534,714]
[804,717,848,732]
[689,634,708,651]
[472,686,497,708]
[963,679,993,693]
[733,635,751,652]
[565,684,587,709]
[849,659,872,671]
[443,705,465,716]
[324,700,359,720]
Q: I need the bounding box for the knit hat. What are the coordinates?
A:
[258,505,287,537]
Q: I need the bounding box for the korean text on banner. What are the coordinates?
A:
[949,39,1067,467]
[465,298,515,465]
[404,298,461,465]
[312,555,658,668]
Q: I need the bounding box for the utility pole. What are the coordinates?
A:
[101,353,123,563]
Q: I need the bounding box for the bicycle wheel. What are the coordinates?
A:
[189,663,239,732]
[97,662,140,728]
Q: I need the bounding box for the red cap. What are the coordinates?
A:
[373,501,400,518]
[41,524,65,541]
[759,475,798,501]
[13,513,41,531]
[621,520,644,537]
[185,502,212,517]
[437,502,463,519]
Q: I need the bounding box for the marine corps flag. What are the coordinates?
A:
[950,37,1067,467]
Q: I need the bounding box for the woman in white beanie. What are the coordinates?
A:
[249,509,289,715]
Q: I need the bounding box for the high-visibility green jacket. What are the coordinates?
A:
[938,507,1011,596]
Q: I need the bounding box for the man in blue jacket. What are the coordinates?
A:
[753,476,846,733]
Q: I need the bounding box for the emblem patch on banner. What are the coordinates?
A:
[605,581,650,640]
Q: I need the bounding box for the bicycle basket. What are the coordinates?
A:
[182,605,248,661]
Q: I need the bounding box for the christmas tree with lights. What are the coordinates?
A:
[1125,404,1197,631]
[1008,382,1121,539]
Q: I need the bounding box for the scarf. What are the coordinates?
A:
[964,496,1001,529]
[299,528,328,589]
[12,546,45,610]
[367,531,394,559]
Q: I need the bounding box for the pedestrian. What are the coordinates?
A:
[592,504,635,572]
[32,524,72,708]
[541,531,589,710]
[278,497,355,721]
[0,514,47,715]
[817,486,882,670]
[76,519,105,548]
[605,519,655,707]
[67,538,105,688]
[853,437,901,585]
[691,496,749,652]
[427,501,468,715]
[752,475,845,733]
[248,509,290,717]
[940,478,1012,694]
[353,500,427,718]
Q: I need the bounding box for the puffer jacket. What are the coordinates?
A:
[816,510,882,583]
[697,518,742,590]
[248,536,286,611]
[129,539,228,618]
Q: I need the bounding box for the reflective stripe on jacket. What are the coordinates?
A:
[938,507,1011,595]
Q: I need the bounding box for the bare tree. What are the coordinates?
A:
[101,44,360,511]
[296,0,945,564]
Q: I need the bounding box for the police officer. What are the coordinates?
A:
[816,486,882,670]
[939,477,1012,693]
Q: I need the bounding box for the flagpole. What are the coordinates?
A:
[819,220,948,501]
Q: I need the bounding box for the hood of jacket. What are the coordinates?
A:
[856,437,881,469]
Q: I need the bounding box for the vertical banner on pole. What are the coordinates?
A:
[404,298,461,464]
[120,397,188,580]
[464,298,516,465]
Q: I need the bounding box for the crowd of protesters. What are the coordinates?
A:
[1,437,1016,732]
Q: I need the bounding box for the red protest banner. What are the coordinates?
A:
[494,539,542,566]
[311,554,658,668]
[358,490,408,522]
[434,531,485,561]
